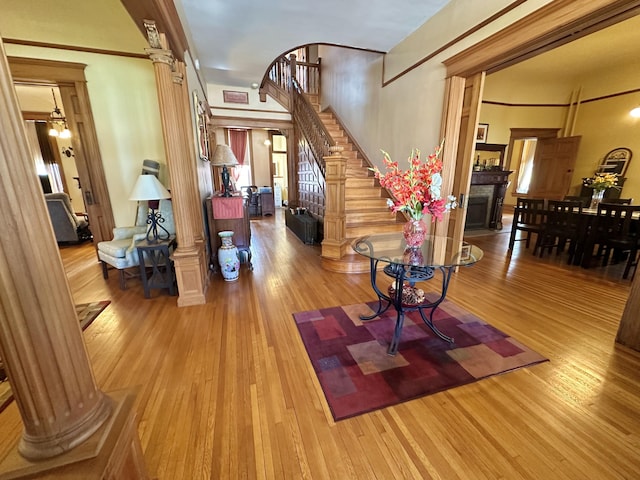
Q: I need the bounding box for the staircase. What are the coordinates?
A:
[309,94,405,273]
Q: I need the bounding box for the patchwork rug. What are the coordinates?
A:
[293,297,547,421]
[0,301,110,414]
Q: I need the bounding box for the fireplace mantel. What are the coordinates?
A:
[467,170,513,230]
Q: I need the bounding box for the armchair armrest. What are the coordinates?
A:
[112,226,146,240]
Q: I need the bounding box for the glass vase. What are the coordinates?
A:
[403,217,428,248]
[590,189,605,209]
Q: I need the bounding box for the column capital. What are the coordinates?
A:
[146,48,174,67]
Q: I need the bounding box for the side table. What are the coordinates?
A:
[136,237,177,298]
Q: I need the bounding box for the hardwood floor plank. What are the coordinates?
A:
[1,211,639,479]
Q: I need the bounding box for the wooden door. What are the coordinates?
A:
[528,136,581,199]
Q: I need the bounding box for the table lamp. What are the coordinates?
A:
[211,144,239,197]
[129,174,172,243]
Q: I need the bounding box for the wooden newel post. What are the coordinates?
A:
[321,146,348,260]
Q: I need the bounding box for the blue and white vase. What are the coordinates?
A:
[218,231,240,281]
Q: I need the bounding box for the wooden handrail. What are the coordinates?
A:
[291,77,334,180]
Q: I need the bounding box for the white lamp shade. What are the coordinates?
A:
[211,144,239,166]
[129,174,171,201]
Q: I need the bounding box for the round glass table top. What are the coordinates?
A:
[353,233,483,268]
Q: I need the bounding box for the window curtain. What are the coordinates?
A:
[34,121,64,193]
[229,129,248,184]
[229,129,247,166]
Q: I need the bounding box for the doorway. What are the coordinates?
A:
[8,56,115,245]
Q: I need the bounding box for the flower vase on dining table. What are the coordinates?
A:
[403,217,427,249]
[590,189,605,209]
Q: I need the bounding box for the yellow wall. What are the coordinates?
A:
[1,0,167,227]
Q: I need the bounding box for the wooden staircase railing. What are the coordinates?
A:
[291,77,334,182]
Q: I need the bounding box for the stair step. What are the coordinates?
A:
[346,198,389,209]
[346,221,404,237]
[346,211,396,223]
[345,187,384,198]
[346,177,377,187]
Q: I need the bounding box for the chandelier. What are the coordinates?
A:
[48,88,71,139]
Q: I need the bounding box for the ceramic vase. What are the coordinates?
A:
[590,189,605,209]
[218,231,240,282]
[403,217,428,248]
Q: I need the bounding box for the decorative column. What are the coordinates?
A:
[321,146,348,260]
[145,21,207,306]
[616,270,640,351]
[0,38,112,461]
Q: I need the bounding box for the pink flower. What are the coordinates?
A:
[372,143,454,222]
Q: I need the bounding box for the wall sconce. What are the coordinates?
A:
[630,106,640,118]
[264,139,272,146]
[48,88,71,139]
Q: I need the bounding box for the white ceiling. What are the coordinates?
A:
[174,0,451,87]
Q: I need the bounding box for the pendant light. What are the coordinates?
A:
[48,88,71,138]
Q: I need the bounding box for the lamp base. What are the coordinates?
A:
[146,209,170,243]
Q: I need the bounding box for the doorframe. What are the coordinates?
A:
[440,0,640,246]
[8,56,115,245]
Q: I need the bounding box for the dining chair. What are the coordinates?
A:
[584,203,640,278]
[508,198,546,253]
[536,200,583,263]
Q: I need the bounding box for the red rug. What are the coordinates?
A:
[293,297,547,421]
[0,301,110,414]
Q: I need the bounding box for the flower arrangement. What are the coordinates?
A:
[582,172,619,192]
[372,143,457,222]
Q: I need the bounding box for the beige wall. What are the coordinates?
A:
[317,0,554,174]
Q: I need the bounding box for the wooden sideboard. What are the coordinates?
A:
[205,196,252,270]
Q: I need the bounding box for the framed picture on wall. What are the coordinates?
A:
[598,147,632,176]
[193,91,210,161]
[476,123,489,143]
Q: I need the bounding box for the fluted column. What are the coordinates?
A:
[145,23,207,306]
[321,146,348,260]
[0,39,111,460]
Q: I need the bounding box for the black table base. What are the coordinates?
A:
[360,257,455,355]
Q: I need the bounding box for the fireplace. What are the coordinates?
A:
[465,170,512,230]
[466,196,489,229]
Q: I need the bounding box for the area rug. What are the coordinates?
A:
[293,297,547,421]
[0,301,110,414]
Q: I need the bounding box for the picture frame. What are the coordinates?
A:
[598,147,632,176]
[222,90,249,104]
[193,91,210,161]
[476,123,489,143]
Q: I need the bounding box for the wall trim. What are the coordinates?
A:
[3,38,147,60]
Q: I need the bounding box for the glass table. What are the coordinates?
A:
[353,233,483,355]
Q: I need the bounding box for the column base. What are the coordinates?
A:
[173,243,207,307]
[0,389,148,480]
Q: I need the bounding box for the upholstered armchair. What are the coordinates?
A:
[97,199,175,289]
[45,192,92,243]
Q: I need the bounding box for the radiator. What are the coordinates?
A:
[285,209,318,244]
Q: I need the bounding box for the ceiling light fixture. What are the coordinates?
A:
[48,88,71,139]
[630,106,640,118]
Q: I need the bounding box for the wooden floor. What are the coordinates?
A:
[1,209,639,479]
